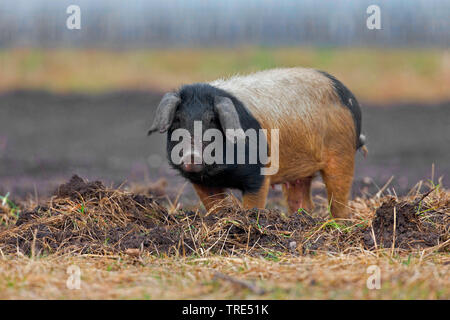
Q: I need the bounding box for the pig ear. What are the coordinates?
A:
[148,92,181,135]
[214,96,245,142]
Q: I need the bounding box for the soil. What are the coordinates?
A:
[0,91,448,256]
[0,91,448,203]
[55,175,106,200]
[363,196,448,249]
[0,175,447,257]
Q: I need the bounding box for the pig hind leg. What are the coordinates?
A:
[282,177,314,214]
[320,154,354,219]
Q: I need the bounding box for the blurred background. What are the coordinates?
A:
[0,0,449,202]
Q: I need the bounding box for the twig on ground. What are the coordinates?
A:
[213,271,266,295]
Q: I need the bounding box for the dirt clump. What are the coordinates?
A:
[0,175,448,257]
[1,175,171,255]
[130,178,168,198]
[55,175,105,200]
[363,196,448,250]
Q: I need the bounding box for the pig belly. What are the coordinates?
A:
[268,146,325,186]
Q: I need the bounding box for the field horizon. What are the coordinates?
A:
[1,47,449,104]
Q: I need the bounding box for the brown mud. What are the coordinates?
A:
[1,175,448,257]
[0,91,448,201]
[363,196,449,249]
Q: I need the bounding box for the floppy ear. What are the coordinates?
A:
[214,96,245,142]
[148,92,181,135]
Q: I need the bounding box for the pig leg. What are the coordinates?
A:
[192,183,226,212]
[242,177,270,209]
[320,154,354,219]
[282,177,314,214]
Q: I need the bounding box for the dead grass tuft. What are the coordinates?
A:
[0,175,448,260]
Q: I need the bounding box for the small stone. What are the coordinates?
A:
[289,241,297,252]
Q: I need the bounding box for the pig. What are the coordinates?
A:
[148,68,367,218]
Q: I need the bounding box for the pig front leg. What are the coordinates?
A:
[192,183,226,212]
[242,176,270,209]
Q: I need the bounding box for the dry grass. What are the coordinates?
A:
[1,47,449,103]
[0,253,448,299]
[0,175,448,299]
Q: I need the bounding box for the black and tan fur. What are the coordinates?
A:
[149,67,366,218]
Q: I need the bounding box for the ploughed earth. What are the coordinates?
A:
[0,90,448,201]
[0,175,448,257]
[0,91,449,257]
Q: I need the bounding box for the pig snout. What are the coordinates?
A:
[181,151,204,173]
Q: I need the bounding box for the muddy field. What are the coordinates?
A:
[0,91,448,203]
[1,91,448,256]
[0,91,449,299]
[0,174,448,257]
[0,173,448,299]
